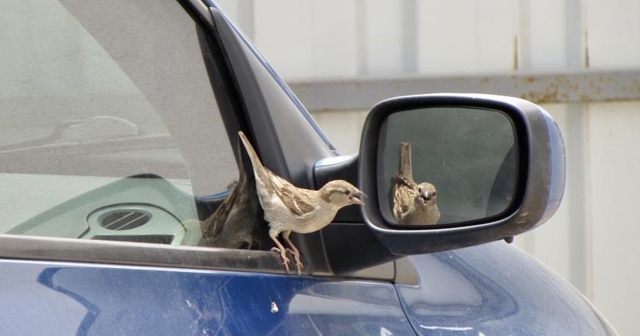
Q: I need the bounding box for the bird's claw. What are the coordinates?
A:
[270,247,303,275]
[270,247,291,272]
[294,259,303,276]
[285,248,304,275]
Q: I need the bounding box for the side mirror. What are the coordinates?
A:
[359,94,565,255]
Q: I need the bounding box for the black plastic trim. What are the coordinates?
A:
[0,235,290,274]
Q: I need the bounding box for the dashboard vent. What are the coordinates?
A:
[99,209,151,231]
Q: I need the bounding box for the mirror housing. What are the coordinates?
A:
[359,94,565,255]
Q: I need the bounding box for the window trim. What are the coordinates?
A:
[0,234,288,273]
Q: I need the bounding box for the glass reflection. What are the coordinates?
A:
[379,107,516,226]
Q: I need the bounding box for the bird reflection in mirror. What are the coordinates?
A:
[239,131,366,275]
[392,142,440,225]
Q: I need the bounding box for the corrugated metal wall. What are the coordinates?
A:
[218,1,640,334]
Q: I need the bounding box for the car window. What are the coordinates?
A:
[0,0,240,246]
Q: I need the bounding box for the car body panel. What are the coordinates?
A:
[0,242,617,335]
[398,242,616,335]
[0,259,414,335]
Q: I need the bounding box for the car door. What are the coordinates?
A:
[0,0,416,334]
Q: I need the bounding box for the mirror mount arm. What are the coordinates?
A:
[313,155,397,274]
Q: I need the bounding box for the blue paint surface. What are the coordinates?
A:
[397,243,617,335]
[0,243,617,336]
[0,260,413,335]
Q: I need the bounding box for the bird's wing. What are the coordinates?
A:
[267,170,316,217]
[396,175,417,189]
[393,179,415,221]
[392,184,402,220]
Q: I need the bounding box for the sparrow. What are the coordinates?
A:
[197,136,267,250]
[392,142,440,225]
[238,131,366,274]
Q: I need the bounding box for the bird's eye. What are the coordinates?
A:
[344,190,351,195]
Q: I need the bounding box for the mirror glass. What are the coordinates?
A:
[379,106,517,226]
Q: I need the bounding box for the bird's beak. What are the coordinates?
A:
[350,191,367,205]
[420,191,432,204]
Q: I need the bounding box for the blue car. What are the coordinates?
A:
[0,0,617,335]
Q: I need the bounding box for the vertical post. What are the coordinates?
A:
[401,0,418,73]
[517,0,532,71]
[515,0,536,254]
[355,0,367,75]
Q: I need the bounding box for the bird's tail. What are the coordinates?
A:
[238,131,265,171]
[399,141,413,178]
